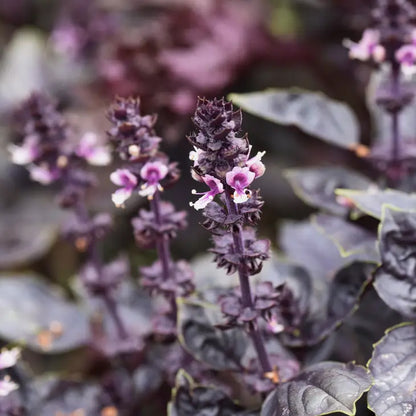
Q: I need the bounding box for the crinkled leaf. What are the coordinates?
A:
[261,362,371,416]
[368,323,416,416]
[0,275,89,353]
[30,378,101,415]
[229,89,359,148]
[279,218,347,280]
[281,261,374,347]
[335,189,416,220]
[168,370,258,416]
[374,206,416,318]
[177,298,247,371]
[313,214,378,261]
[285,167,372,216]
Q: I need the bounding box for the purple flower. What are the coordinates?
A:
[8,135,39,165]
[139,161,169,199]
[28,164,61,184]
[0,348,20,371]
[396,44,416,76]
[344,29,385,62]
[0,377,18,397]
[110,168,138,207]
[75,132,112,166]
[226,166,255,203]
[246,147,266,178]
[191,174,224,210]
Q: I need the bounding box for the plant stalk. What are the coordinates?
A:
[224,191,272,374]
[150,191,177,317]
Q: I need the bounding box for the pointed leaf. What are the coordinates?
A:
[168,370,258,416]
[313,214,378,261]
[335,189,416,220]
[0,275,89,353]
[368,323,416,416]
[374,206,416,318]
[229,89,359,149]
[261,362,371,416]
[177,298,247,371]
[285,167,372,216]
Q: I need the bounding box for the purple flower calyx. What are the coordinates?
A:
[190,174,224,210]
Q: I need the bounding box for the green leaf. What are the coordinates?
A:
[374,206,416,318]
[335,189,416,220]
[229,89,359,149]
[285,167,372,216]
[177,298,247,371]
[261,362,371,416]
[0,274,89,353]
[368,323,416,416]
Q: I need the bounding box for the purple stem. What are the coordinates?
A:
[74,196,129,340]
[224,191,272,374]
[150,191,177,317]
[391,62,401,164]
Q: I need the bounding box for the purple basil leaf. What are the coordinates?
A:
[229,89,359,149]
[177,298,247,371]
[0,193,65,269]
[368,323,416,416]
[374,206,416,318]
[30,378,101,415]
[314,214,379,261]
[279,218,345,280]
[335,189,416,220]
[261,362,371,416]
[285,167,372,216]
[281,262,374,347]
[168,370,258,416]
[0,274,89,353]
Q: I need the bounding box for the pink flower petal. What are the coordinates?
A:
[110,169,137,187]
[111,188,133,207]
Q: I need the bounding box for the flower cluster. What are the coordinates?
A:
[188,98,269,275]
[217,282,285,330]
[108,96,194,336]
[10,94,111,188]
[11,93,132,352]
[108,98,180,207]
[0,348,20,398]
[189,97,274,379]
[345,0,416,75]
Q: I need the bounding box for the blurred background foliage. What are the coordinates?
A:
[0,0,391,396]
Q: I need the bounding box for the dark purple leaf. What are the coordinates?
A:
[314,214,378,261]
[168,370,258,416]
[335,189,416,220]
[0,275,89,353]
[368,323,416,416]
[177,298,247,371]
[374,206,416,318]
[279,261,374,347]
[261,362,371,416]
[230,90,359,149]
[285,167,372,216]
[279,219,345,280]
